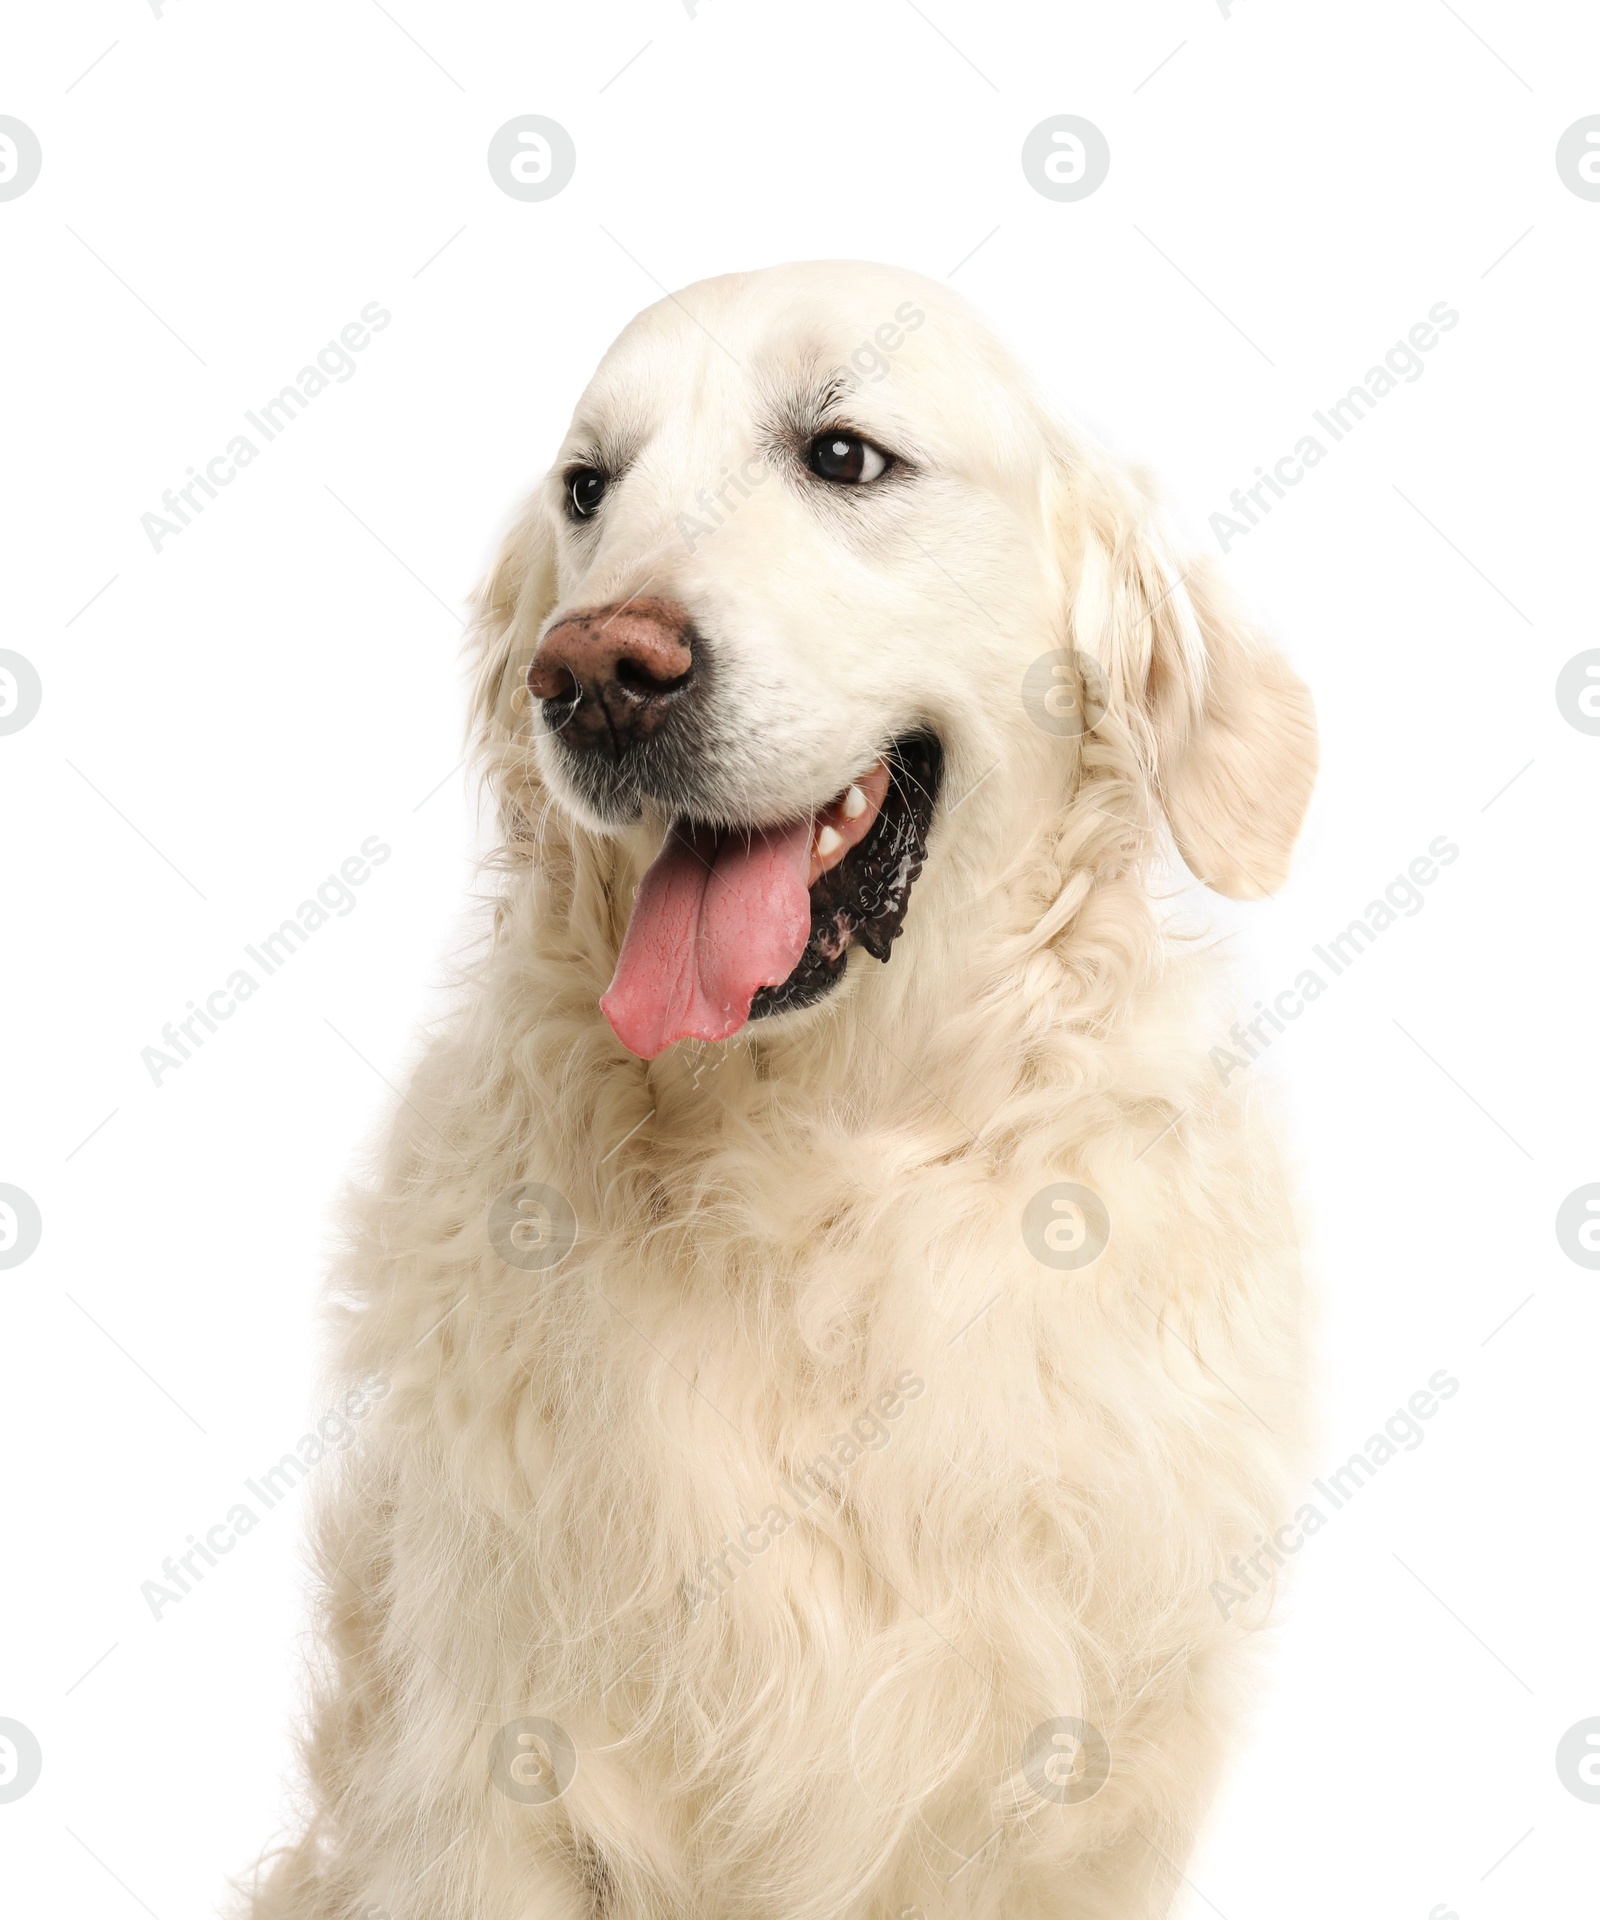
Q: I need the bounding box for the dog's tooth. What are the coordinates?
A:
[841,785,867,820]
[816,825,843,857]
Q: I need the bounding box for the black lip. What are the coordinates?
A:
[749,730,944,1022]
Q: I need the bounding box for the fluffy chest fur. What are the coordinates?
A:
[298,851,1307,1920]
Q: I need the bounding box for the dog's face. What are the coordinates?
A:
[476,261,1317,1060]
[531,262,1049,834]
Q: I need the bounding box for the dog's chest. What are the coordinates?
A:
[464,1235,1168,1727]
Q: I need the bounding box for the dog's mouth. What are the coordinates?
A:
[599,732,944,1060]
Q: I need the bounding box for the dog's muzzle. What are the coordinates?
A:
[528,598,696,761]
[526,597,944,1057]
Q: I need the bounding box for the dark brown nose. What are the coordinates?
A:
[527,597,695,757]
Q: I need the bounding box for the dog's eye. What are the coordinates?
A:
[565,467,608,520]
[807,433,890,485]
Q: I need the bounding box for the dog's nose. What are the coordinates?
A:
[527,598,695,756]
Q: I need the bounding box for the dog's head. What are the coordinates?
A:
[471,261,1316,1060]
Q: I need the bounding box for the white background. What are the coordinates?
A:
[3,2,1596,1915]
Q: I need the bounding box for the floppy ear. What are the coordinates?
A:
[1151,558,1318,898]
[1061,447,1317,899]
[466,490,561,836]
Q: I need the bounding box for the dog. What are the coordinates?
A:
[247,260,1317,1920]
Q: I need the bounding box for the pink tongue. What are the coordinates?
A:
[600,820,814,1059]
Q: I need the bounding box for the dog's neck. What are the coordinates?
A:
[493,751,1170,1174]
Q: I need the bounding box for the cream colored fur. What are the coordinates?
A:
[245,262,1317,1920]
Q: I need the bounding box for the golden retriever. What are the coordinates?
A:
[248,259,1317,1920]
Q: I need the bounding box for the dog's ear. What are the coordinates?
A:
[1150,559,1318,898]
[1059,448,1317,899]
[466,490,560,832]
